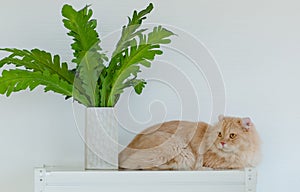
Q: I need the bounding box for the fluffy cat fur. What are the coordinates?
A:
[119,115,261,170]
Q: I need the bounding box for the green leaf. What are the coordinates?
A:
[62,4,107,66]
[148,26,175,44]
[0,48,93,104]
[99,3,156,106]
[132,79,146,94]
[0,69,73,97]
[75,50,105,106]
[0,48,75,84]
[72,87,90,106]
[105,26,174,106]
[112,3,153,57]
[62,4,108,106]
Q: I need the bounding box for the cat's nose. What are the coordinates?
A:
[220,142,226,146]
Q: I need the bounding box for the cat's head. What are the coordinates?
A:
[212,115,259,154]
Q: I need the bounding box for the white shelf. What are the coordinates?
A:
[35,167,257,192]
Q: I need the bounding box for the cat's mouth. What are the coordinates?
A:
[219,148,233,153]
[215,145,234,153]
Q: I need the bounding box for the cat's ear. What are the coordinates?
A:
[241,117,253,130]
[218,114,224,121]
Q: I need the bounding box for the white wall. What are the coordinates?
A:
[1,0,300,191]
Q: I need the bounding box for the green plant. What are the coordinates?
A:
[0,3,174,107]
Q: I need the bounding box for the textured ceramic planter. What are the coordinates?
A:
[85,108,118,170]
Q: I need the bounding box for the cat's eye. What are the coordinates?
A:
[218,132,222,138]
[229,133,237,139]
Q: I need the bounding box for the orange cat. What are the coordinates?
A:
[119,115,261,170]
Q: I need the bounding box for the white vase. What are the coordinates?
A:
[85,108,118,170]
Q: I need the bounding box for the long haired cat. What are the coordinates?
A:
[119,115,261,170]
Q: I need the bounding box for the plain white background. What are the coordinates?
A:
[1,0,300,191]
